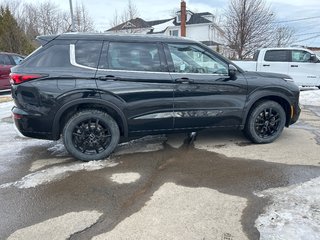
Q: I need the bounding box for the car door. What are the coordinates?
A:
[257,50,290,75]
[95,41,174,133]
[0,54,13,90]
[288,50,320,87]
[164,43,248,129]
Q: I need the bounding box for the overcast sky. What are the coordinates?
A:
[17,0,320,46]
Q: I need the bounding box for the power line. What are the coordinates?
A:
[274,16,320,23]
[296,31,320,36]
[294,34,320,43]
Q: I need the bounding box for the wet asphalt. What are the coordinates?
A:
[0,95,320,239]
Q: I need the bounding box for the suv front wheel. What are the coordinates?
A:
[244,101,286,144]
[62,110,120,161]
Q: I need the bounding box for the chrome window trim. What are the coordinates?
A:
[70,44,97,70]
[70,44,228,77]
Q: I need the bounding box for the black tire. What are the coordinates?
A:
[244,101,286,144]
[62,110,120,161]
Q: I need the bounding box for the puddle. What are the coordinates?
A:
[1,130,320,239]
[65,141,320,240]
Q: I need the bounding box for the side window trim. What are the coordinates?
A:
[70,44,97,70]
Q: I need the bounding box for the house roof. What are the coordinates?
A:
[147,18,174,27]
[106,12,216,32]
[107,18,151,31]
[173,12,212,26]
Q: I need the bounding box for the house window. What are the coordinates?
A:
[170,30,179,37]
[177,14,181,23]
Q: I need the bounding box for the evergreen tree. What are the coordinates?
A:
[0,6,34,55]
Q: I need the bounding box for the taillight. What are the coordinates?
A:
[10,73,46,85]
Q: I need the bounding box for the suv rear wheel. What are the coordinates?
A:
[62,110,120,161]
[245,101,286,143]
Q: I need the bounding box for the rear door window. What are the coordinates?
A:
[105,42,161,72]
[264,50,289,62]
[74,40,103,68]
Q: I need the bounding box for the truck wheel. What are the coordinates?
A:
[62,110,120,161]
[244,101,286,144]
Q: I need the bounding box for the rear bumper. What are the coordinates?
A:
[12,106,54,140]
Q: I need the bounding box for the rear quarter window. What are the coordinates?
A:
[23,44,70,67]
[75,40,103,68]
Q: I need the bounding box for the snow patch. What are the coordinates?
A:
[47,142,69,157]
[300,89,320,106]
[152,19,174,33]
[110,172,141,184]
[29,158,73,172]
[0,100,13,120]
[255,177,320,240]
[8,211,102,240]
[1,160,118,189]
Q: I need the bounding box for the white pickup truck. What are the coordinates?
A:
[234,47,320,88]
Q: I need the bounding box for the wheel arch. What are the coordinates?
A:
[52,98,128,140]
[242,93,292,128]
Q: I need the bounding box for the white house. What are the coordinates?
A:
[106,10,229,55]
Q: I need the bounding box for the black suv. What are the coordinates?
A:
[10,33,300,161]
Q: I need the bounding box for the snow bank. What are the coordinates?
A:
[256,177,320,240]
[299,89,320,106]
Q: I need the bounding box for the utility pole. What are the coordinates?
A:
[69,0,75,32]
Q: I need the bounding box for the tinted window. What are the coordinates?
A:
[11,55,24,65]
[24,44,70,67]
[168,44,228,74]
[75,40,102,68]
[264,50,289,62]
[0,54,12,65]
[107,42,161,72]
[291,50,311,62]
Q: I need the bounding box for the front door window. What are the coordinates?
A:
[168,44,228,75]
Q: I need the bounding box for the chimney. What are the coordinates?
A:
[180,0,186,37]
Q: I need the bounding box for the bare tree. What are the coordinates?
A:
[122,0,139,22]
[71,2,94,32]
[109,0,140,33]
[272,25,295,47]
[224,0,275,59]
[8,0,95,38]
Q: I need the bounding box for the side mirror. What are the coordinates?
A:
[310,54,318,63]
[229,64,237,80]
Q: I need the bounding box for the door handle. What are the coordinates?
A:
[262,64,270,67]
[98,75,120,81]
[290,65,298,67]
[175,77,194,84]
